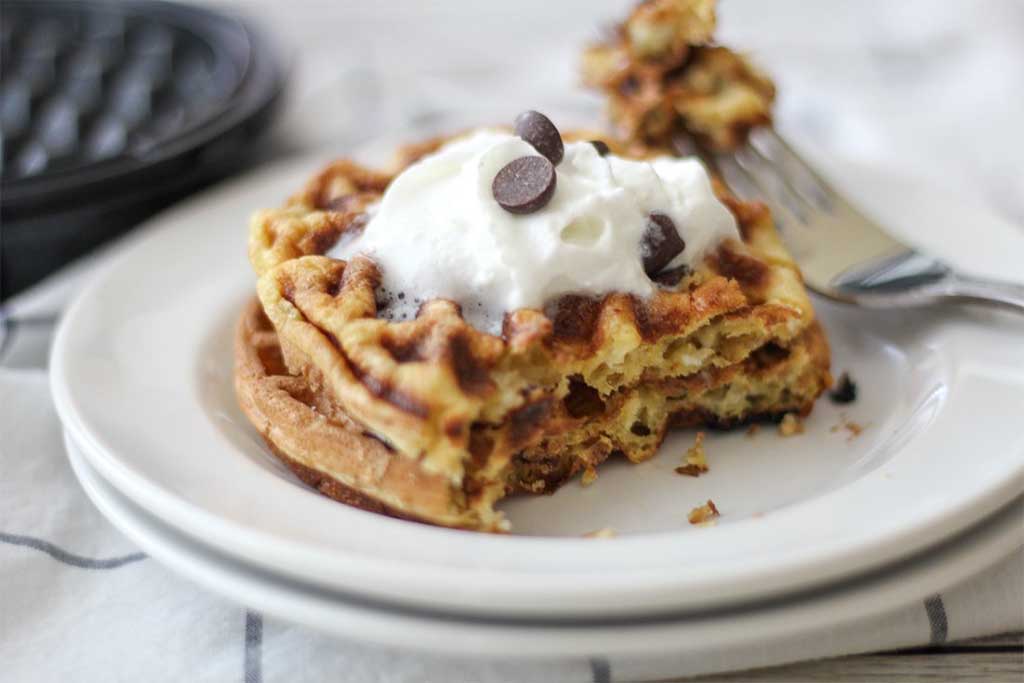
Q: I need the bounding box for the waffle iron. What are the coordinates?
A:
[1,0,285,298]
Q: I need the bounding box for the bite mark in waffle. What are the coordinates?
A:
[236,135,831,532]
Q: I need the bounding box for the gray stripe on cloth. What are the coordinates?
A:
[245,611,263,683]
[589,657,611,683]
[924,594,949,644]
[0,532,146,569]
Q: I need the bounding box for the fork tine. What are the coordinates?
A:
[694,144,761,205]
[710,152,759,202]
[743,138,826,216]
[715,151,810,239]
[751,128,837,211]
[695,140,810,240]
[731,146,811,225]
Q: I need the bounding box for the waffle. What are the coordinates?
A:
[582,0,775,150]
[236,132,831,532]
[235,297,484,527]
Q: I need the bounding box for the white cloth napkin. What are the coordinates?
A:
[1,229,1022,683]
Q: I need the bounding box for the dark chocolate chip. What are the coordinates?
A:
[654,264,690,287]
[590,139,611,156]
[828,372,858,404]
[630,421,651,436]
[514,110,564,165]
[641,211,685,276]
[492,156,557,214]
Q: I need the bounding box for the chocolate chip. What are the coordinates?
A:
[653,265,690,287]
[492,156,557,214]
[828,372,858,404]
[590,139,611,156]
[514,110,564,165]
[641,211,685,276]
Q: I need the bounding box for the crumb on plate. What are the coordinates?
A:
[831,412,867,441]
[828,372,858,404]
[778,412,804,436]
[583,527,617,539]
[675,431,708,477]
[581,466,599,487]
[688,498,720,525]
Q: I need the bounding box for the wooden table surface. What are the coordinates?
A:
[690,633,1024,682]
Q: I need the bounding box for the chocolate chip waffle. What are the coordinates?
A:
[236,133,830,532]
[582,0,776,150]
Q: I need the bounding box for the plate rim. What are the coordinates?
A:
[66,430,1024,663]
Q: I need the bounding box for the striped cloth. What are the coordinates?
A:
[0,247,1021,682]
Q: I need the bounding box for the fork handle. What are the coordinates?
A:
[942,273,1024,313]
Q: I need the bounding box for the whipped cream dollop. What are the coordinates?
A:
[330,129,739,332]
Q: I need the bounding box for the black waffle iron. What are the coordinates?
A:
[0,0,285,299]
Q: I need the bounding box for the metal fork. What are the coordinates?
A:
[700,128,1024,313]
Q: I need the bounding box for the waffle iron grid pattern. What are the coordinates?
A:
[0,1,284,300]
[0,1,249,182]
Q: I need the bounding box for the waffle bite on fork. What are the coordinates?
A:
[236,106,830,531]
[582,0,776,151]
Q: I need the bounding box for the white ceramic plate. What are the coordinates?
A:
[66,430,1024,668]
[51,152,1024,619]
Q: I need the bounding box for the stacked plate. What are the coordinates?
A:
[51,152,1024,664]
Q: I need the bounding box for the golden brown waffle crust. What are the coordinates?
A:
[236,297,829,530]
[240,129,831,531]
[234,297,501,530]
